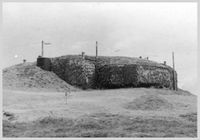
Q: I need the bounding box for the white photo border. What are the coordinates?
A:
[0,0,199,140]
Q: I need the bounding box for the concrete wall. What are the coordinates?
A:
[50,56,95,89]
[37,55,177,90]
[95,64,177,89]
[95,64,138,88]
[136,65,177,89]
[37,57,51,71]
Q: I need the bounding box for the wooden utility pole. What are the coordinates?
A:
[96,41,98,58]
[172,52,176,90]
[41,40,51,57]
[172,52,175,70]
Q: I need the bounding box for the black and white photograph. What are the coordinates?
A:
[2,1,198,138]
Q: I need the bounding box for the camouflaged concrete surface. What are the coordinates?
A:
[39,55,177,90]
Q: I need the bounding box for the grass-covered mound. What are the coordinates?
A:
[3,62,78,92]
[124,94,173,110]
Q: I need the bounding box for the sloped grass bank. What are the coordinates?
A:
[3,62,78,92]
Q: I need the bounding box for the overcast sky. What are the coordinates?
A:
[2,2,198,93]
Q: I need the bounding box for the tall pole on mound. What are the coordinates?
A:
[41,40,51,57]
[95,41,98,88]
[41,40,44,57]
[172,52,176,90]
[96,41,98,59]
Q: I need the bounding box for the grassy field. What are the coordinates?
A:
[3,88,197,137]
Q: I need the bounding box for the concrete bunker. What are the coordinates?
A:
[37,55,177,90]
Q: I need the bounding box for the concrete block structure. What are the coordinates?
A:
[37,55,177,90]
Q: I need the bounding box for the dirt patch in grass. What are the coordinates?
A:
[124,94,173,110]
[3,113,197,137]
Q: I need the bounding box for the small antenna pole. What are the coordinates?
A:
[172,52,175,71]
[41,40,44,57]
[172,52,176,90]
[96,41,98,58]
[41,40,51,57]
